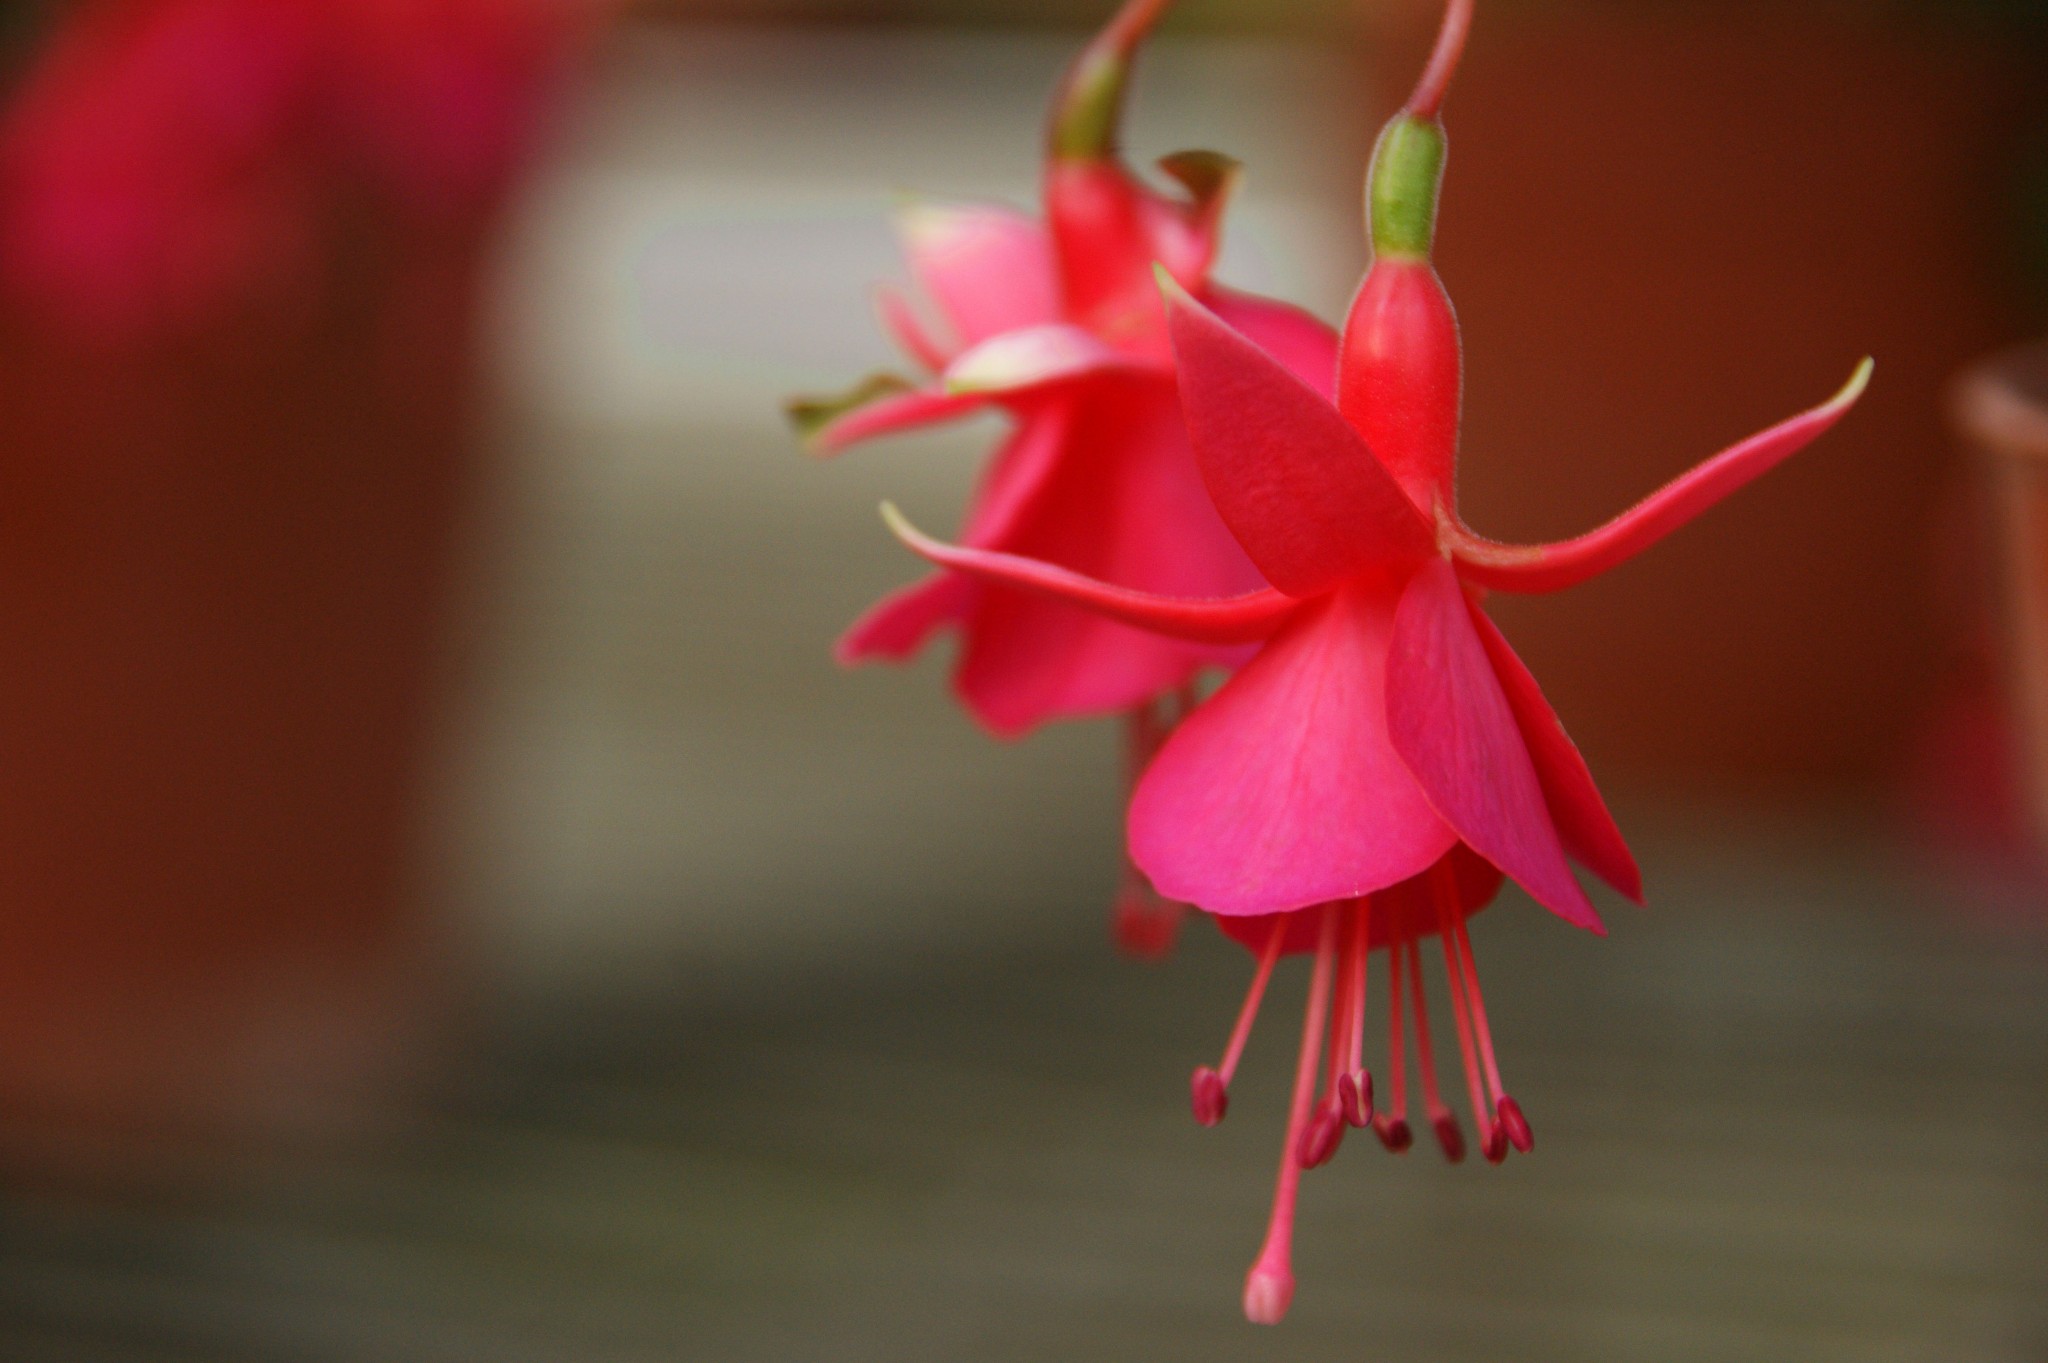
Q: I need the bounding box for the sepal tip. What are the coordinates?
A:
[785,373,914,453]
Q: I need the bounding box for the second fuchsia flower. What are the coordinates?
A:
[794,0,1335,741]
[795,0,1344,954]
[886,0,1870,1324]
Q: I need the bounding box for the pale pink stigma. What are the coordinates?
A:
[1191,916,1286,1126]
[1243,1264,1295,1328]
[1242,907,1337,1327]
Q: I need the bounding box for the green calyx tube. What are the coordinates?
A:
[1368,114,1447,260]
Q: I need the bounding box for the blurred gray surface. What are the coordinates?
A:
[3,814,2046,1361]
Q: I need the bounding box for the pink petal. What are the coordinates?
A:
[954,397,1075,548]
[838,406,1073,671]
[1448,359,1873,594]
[896,201,1059,347]
[805,386,986,456]
[1205,286,1340,400]
[882,504,1296,647]
[946,386,1265,733]
[1385,559,1604,933]
[1130,587,1458,915]
[875,283,952,371]
[1163,278,1436,597]
[1466,604,1643,903]
[836,572,971,665]
[942,323,1155,396]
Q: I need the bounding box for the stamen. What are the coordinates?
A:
[1405,939,1464,1164]
[1373,918,1412,1153]
[1338,901,1373,1127]
[1432,874,1496,1163]
[1453,913,1532,1153]
[1497,1096,1534,1154]
[1243,906,1338,1327]
[1191,916,1287,1126]
[1297,905,1357,1168]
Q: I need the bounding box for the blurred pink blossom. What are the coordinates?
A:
[0,0,612,339]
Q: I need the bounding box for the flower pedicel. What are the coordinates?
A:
[790,0,1342,954]
[884,0,1870,1323]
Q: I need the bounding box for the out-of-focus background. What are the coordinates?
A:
[0,0,2047,1357]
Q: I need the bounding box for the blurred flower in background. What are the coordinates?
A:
[0,0,612,341]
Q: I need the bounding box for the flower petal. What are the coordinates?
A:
[875,283,952,372]
[896,201,1059,346]
[1130,588,1458,915]
[943,323,1155,397]
[947,387,1264,733]
[1386,559,1604,933]
[1466,603,1643,903]
[1449,359,1873,594]
[1204,287,1339,400]
[882,503,1296,647]
[1163,275,1436,597]
[836,572,971,665]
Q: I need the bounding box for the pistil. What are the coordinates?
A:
[1243,907,1338,1326]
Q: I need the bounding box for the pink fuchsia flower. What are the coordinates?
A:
[884,0,1870,1321]
[791,0,1338,744]
[0,0,610,341]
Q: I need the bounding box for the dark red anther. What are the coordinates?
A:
[1373,1114,1413,1153]
[1431,1112,1466,1164]
[1497,1096,1533,1154]
[1481,1121,1508,1165]
[1191,1066,1229,1127]
[1336,1070,1374,1128]
[1296,1097,1345,1169]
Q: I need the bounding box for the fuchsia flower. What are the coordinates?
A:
[885,0,1870,1323]
[0,0,609,339]
[794,0,1344,955]
[793,0,1336,745]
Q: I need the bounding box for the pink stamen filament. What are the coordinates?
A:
[1374,921,1412,1151]
[1453,911,1531,1153]
[1192,917,1286,1125]
[1339,903,1373,1127]
[1405,939,1464,1163]
[1297,905,1357,1168]
[1430,867,1496,1160]
[1219,919,1287,1087]
[1243,906,1338,1327]
[1450,912,1505,1103]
